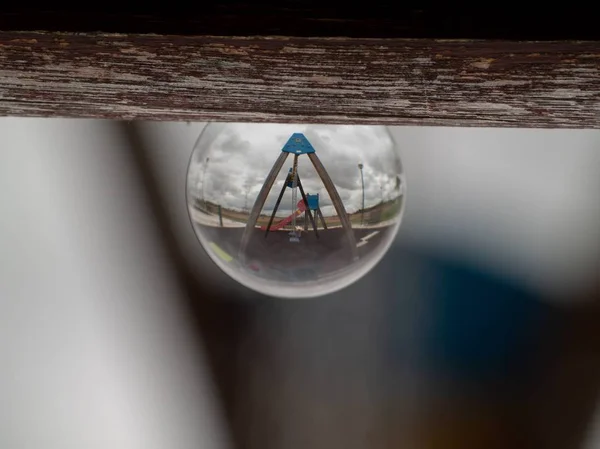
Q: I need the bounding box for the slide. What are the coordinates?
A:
[261,200,306,231]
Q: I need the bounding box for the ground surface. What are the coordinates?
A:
[196,225,393,284]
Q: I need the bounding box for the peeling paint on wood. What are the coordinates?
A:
[0,31,599,127]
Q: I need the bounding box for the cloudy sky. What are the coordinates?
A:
[188,123,404,216]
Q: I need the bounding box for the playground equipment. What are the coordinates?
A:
[260,199,307,232]
[239,133,357,260]
[302,193,327,231]
[259,193,326,234]
[263,166,317,242]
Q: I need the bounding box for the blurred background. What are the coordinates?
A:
[1,118,599,449]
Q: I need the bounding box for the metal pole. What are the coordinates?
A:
[358,163,364,225]
[264,172,290,237]
[290,155,299,241]
[291,156,299,227]
[296,176,318,237]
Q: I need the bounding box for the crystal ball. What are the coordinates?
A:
[186,123,406,298]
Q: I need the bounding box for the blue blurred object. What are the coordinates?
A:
[422,255,548,384]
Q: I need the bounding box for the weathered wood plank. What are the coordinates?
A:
[1,31,599,127]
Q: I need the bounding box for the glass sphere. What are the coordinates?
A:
[186,123,406,298]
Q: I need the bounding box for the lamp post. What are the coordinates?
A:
[358,163,365,225]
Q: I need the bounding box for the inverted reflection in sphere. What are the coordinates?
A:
[186,123,406,298]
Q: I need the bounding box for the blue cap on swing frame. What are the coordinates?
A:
[186,123,406,299]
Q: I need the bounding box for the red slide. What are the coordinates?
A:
[261,200,306,231]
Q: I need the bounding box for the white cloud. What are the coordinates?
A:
[188,123,404,215]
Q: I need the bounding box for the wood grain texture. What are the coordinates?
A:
[1,31,599,127]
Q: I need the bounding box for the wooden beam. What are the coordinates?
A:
[0,31,599,127]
